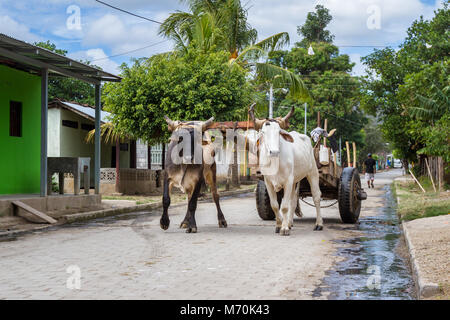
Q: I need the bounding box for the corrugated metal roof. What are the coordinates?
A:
[0,33,121,84]
[61,101,111,123]
[49,100,112,123]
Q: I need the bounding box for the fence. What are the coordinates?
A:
[418,156,446,190]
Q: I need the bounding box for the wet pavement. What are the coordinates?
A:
[313,182,415,299]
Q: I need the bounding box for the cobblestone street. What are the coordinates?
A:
[0,173,396,300]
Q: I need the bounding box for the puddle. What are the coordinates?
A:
[313,185,415,300]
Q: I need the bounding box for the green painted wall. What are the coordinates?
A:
[0,65,41,194]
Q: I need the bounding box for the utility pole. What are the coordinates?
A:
[304,103,307,135]
[269,84,273,118]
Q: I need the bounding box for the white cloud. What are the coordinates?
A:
[0,15,41,43]
[68,48,120,74]
[248,0,441,47]
[82,13,172,59]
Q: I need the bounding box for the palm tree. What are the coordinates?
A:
[159,0,257,57]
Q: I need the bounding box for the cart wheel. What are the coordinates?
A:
[338,167,362,223]
[256,180,284,221]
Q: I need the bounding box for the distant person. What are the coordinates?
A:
[364,153,376,189]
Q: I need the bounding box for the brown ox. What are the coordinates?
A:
[160,116,227,233]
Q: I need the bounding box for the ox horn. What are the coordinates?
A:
[248,103,265,131]
[280,106,295,129]
[202,117,215,131]
[248,103,257,121]
[164,115,176,132]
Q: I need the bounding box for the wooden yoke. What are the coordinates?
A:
[205,121,255,133]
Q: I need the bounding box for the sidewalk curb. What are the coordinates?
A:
[397,192,441,299]
[0,188,255,238]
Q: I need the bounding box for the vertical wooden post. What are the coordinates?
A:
[346,141,351,167]
[317,111,321,128]
[130,140,137,169]
[115,138,120,193]
[352,142,357,170]
[323,119,328,147]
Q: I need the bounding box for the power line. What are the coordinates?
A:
[95,0,163,24]
[89,40,169,62]
[320,110,365,126]
[335,45,389,48]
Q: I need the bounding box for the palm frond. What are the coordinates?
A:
[232,45,264,64]
[233,32,290,63]
[158,11,194,50]
[85,122,129,145]
[256,63,310,101]
[412,83,450,121]
[254,32,290,53]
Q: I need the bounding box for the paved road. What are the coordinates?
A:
[0,170,402,299]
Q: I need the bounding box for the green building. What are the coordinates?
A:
[0,34,121,196]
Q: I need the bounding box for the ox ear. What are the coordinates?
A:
[280,130,294,143]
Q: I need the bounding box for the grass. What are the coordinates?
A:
[394,176,450,222]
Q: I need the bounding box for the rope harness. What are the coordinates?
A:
[300,198,339,208]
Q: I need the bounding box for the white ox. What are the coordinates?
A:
[249,106,323,236]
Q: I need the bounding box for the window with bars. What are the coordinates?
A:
[9,101,22,137]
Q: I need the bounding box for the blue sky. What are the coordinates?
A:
[0,0,444,76]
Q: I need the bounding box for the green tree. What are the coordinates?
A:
[358,119,390,165]
[102,48,253,146]
[34,41,97,105]
[268,9,366,147]
[297,4,335,48]
[361,3,449,167]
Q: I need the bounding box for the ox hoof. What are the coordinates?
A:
[218,220,228,228]
[180,222,188,229]
[186,227,197,234]
[280,228,290,236]
[314,225,323,231]
[160,218,170,231]
[275,227,281,234]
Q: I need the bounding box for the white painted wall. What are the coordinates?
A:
[47,107,130,187]
[47,108,61,157]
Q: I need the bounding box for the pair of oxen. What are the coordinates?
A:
[160,107,322,236]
